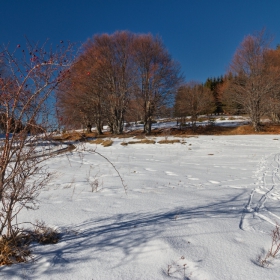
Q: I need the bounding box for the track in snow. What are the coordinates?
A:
[240,152,280,232]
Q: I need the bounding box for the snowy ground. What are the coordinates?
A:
[1,132,280,279]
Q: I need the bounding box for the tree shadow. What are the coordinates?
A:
[0,190,247,278]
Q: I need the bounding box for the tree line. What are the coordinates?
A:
[175,30,280,131]
[57,29,280,133]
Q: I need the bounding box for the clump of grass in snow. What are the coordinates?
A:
[102,140,113,147]
[158,139,181,144]
[0,233,32,266]
[32,221,59,245]
[121,142,128,146]
[89,139,104,144]
[258,223,280,267]
[90,139,113,147]
[122,139,156,145]
[0,221,59,266]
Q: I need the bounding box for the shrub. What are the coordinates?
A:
[258,223,280,267]
[0,221,60,266]
[32,221,59,245]
[0,232,31,266]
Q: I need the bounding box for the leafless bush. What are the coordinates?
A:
[86,166,103,192]
[31,220,59,244]
[0,230,32,266]
[166,256,191,279]
[258,223,280,267]
[0,40,74,241]
[0,220,60,266]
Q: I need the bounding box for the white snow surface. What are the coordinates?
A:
[1,132,280,279]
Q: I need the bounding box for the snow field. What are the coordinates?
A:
[1,135,280,279]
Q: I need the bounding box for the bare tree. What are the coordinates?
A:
[132,34,181,134]
[175,82,214,129]
[58,31,135,135]
[226,30,280,131]
[265,47,280,123]
[57,59,106,134]
[0,40,73,238]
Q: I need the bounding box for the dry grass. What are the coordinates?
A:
[90,139,113,147]
[89,139,104,145]
[102,140,113,147]
[259,223,280,267]
[120,142,128,146]
[52,123,280,143]
[0,221,59,266]
[32,221,60,245]
[116,134,133,139]
[53,131,96,141]
[124,139,156,145]
[232,124,280,134]
[0,233,31,266]
[133,135,147,139]
[171,124,280,136]
[158,139,181,144]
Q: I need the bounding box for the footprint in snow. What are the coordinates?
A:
[165,171,178,176]
[209,180,220,184]
[145,168,157,172]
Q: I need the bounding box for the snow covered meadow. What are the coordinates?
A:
[1,126,280,279]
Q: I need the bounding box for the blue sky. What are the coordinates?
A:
[1,0,280,82]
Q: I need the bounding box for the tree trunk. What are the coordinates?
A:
[144,118,152,134]
[96,122,103,135]
[252,120,261,131]
[86,124,92,133]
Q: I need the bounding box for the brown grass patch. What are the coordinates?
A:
[52,123,280,143]
[89,138,114,147]
[102,140,113,147]
[133,135,146,139]
[121,142,128,146]
[231,125,280,135]
[126,139,156,145]
[53,131,96,141]
[158,139,181,144]
[32,221,59,245]
[89,139,104,145]
[0,221,60,266]
[170,124,280,136]
[116,134,133,139]
[0,233,32,266]
[90,139,113,147]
